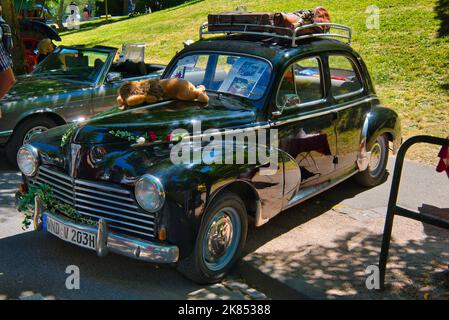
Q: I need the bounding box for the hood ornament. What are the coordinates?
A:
[69,144,81,178]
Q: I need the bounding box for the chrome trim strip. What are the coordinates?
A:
[75,198,154,219]
[75,204,155,227]
[42,211,178,263]
[37,176,74,194]
[53,194,73,205]
[40,166,73,182]
[0,130,13,138]
[285,170,358,210]
[75,192,139,209]
[270,95,376,127]
[74,186,134,202]
[75,179,131,195]
[75,210,154,234]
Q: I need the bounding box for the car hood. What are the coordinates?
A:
[73,95,257,144]
[1,75,89,103]
[30,95,258,183]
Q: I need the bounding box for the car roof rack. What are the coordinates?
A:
[199,22,352,46]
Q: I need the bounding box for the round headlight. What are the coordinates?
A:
[135,174,165,212]
[17,144,39,177]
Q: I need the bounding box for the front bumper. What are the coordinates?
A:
[36,206,179,264]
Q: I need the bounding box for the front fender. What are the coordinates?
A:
[147,155,283,259]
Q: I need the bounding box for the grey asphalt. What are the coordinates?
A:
[0,153,245,300]
[239,157,449,299]
[1,151,447,299]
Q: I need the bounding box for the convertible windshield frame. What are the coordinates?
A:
[165,51,274,101]
[32,47,113,85]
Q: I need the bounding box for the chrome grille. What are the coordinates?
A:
[31,166,156,239]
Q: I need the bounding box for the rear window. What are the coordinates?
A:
[328,55,363,97]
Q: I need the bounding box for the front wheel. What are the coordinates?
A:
[177,192,248,284]
[355,134,389,187]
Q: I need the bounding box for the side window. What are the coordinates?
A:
[276,57,323,109]
[328,55,363,97]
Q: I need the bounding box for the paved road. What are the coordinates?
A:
[241,157,449,299]
[1,151,447,299]
[0,153,265,300]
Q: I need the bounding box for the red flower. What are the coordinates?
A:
[148,131,158,142]
[165,133,173,142]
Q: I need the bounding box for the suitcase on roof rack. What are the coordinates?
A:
[207,11,278,33]
[207,8,331,37]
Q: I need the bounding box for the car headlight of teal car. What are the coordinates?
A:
[17,144,39,177]
[135,174,165,212]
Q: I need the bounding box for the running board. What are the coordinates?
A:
[285,171,358,210]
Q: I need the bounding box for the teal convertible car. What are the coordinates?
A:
[0,45,165,164]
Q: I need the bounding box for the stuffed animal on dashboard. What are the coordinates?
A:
[117,78,209,108]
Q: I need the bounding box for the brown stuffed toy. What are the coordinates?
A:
[117,78,209,108]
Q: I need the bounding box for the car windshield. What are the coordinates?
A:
[33,48,110,84]
[167,53,272,100]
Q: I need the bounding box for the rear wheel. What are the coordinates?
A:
[5,116,56,166]
[355,134,389,187]
[177,192,248,284]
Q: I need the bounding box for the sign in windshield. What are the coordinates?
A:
[168,54,272,100]
[33,48,109,84]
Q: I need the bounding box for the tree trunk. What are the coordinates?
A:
[123,0,129,16]
[105,0,108,20]
[56,0,65,29]
[0,0,27,74]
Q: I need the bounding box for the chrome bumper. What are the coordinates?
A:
[35,200,179,264]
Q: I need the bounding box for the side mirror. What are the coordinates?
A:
[106,72,122,83]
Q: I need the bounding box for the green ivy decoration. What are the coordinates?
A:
[18,183,96,230]
[108,130,144,142]
[61,123,78,148]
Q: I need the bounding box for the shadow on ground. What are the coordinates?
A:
[245,175,387,255]
[0,230,204,299]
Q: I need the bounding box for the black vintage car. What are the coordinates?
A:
[16,22,401,283]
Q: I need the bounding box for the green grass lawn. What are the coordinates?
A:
[61,0,449,164]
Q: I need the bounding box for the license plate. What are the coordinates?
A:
[45,215,97,250]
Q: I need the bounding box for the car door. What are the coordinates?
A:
[326,53,371,172]
[270,55,338,199]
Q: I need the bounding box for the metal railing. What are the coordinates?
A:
[199,22,352,46]
[379,135,449,289]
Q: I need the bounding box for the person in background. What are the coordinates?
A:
[36,38,55,64]
[83,5,89,20]
[0,5,15,100]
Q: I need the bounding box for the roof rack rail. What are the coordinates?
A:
[199,22,352,46]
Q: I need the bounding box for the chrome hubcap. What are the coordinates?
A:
[202,207,241,272]
[369,138,385,177]
[23,126,48,144]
